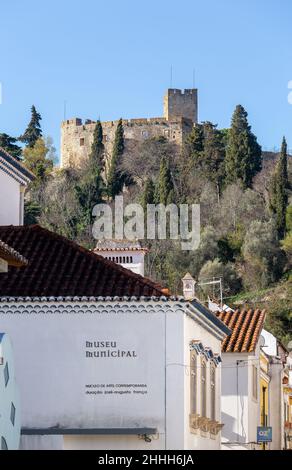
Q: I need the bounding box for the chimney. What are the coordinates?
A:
[182,272,196,300]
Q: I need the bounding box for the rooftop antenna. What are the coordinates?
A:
[192,68,195,89]
[170,65,173,88]
[63,100,67,120]
[198,277,223,308]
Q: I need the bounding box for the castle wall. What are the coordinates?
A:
[61,117,193,169]
[60,88,198,169]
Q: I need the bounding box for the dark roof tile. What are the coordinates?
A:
[0,225,167,298]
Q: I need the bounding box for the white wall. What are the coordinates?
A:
[183,315,222,450]
[0,300,224,450]
[0,333,21,450]
[0,171,23,225]
[269,360,283,450]
[221,351,260,450]
[99,250,145,276]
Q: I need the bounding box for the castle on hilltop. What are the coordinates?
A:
[60,88,198,168]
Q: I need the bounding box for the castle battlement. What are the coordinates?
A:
[61,116,194,130]
[168,88,197,95]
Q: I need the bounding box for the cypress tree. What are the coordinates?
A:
[225,105,262,188]
[158,157,174,205]
[89,120,104,170]
[0,133,22,160]
[141,177,155,213]
[269,137,289,238]
[198,122,226,198]
[75,166,103,228]
[107,118,125,199]
[20,105,42,148]
[279,136,288,189]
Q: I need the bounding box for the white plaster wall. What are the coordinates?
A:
[0,307,165,432]
[99,250,145,276]
[247,348,261,447]
[0,171,22,225]
[165,306,185,449]
[19,435,63,450]
[269,361,283,449]
[221,353,257,450]
[0,333,21,450]
[183,315,222,450]
[0,301,224,450]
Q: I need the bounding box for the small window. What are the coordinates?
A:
[80,138,85,146]
[1,436,8,450]
[201,359,207,417]
[210,365,216,421]
[252,365,258,400]
[10,402,16,426]
[130,256,133,263]
[190,350,197,414]
[4,362,9,387]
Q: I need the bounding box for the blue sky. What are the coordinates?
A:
[1,0,292,158]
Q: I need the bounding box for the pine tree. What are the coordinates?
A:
[89,120,104,170]
[107,118,125,199]
[0,133,22,160]
[269,137,289,239]
[20,105,42,148]
[225,105,262,188]
[158,157,174,205]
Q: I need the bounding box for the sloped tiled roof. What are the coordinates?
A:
[0,239,28,266]
[94,239,148,253]
[215,309,266,353]
[0,147,34,183]
[0,225,167,298]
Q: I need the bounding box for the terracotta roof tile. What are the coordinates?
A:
[215,309,266,353]
[0,225,167,298]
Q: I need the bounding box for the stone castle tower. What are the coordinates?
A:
[60,88,198,168]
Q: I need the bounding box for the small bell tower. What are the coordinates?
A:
[94,239,147,276]
[182,272,196,300]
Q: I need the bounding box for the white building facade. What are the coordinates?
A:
[0,148,33,226]
[94,240,147,276]
[220,346,262,450]
[0,333,21,450]
[0,297,229,450]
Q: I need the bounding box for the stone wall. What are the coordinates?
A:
[61,116,193,169]
[60,88,198,168]
[163,89,198,122]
